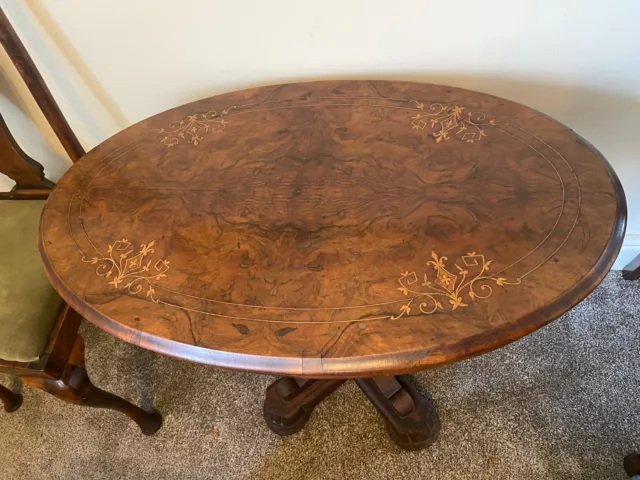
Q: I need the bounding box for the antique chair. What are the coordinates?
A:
[0,8,161,434]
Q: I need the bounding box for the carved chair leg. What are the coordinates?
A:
[263,376,346,436]
[20,335,162,435]
[0,383,22,412]
[355,375,440,450]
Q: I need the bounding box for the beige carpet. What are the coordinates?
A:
[1,272,639,480]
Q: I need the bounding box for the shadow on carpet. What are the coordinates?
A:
[1,272,638,479]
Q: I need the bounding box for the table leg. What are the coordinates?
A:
[0,383,22,412]
[624,452,640,477]
[21,335,162,436]
[263,376,346,436]
[355,375,440,450]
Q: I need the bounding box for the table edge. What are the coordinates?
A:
[37,88,628,378]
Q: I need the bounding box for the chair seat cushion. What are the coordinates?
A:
[0,200,62,363]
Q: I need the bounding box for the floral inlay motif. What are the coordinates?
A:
[157,107,236,146]
[391,251,520,319]
[410,101,496,143]
[83,239,170,302]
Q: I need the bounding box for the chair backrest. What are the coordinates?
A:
[0,112,53,197]
[0,7,85,198]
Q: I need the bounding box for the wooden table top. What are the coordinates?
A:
[39,81,626,378]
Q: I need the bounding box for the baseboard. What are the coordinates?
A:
[613,233,640,270]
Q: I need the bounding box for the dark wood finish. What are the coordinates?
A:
[622,255,640,280]
[624,452,640,477]
[20,335,162,435]
[263,375,439,450]
[263,377,345,435]
[355,376,440,450]
[0,113,54,190]
[0,306,161,434]
[0,383,22,412]
[0,12,160,434]
[0,7,85,162]
[39,80,626,378]
[0,188,52,200]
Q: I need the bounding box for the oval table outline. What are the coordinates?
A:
[39,87,625,377]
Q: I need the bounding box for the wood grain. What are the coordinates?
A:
[39,81,626,377]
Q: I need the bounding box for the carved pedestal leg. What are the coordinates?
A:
[263,377,346,436]
[0,383,22,412]
[624,452,640,477]
[20,335,162,435]
[356,375,440,450]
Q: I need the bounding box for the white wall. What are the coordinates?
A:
[1,0,639,268]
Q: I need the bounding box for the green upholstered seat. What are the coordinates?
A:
[0,200,62,362]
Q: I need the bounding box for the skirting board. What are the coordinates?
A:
[612,233,640,270]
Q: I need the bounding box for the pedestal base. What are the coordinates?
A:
[263,375,440,450]
[263,377,346,436]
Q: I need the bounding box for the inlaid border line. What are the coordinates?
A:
[156,299,390,324]
[62,99,582,320]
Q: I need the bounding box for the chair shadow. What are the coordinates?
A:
[133,347,158,412]
[10,376,22,395]
[24,0,129,130]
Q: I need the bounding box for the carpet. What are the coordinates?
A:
[1,272,638,480]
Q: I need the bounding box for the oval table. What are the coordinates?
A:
[39,81,626,450]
